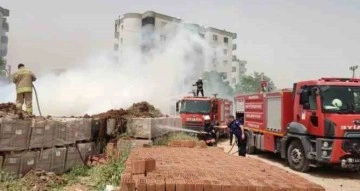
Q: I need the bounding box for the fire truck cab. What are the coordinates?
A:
[235,78,360,172]
[176,96,232,140]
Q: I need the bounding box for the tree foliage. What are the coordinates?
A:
[203,71,234,98]
[235,72,276,93]
[0,58,6,77]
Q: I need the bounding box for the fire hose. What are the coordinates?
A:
[227,137,238,154]
[32,84,42,117]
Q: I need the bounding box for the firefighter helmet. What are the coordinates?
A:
[332,98,342,107]
[204,115,210,121]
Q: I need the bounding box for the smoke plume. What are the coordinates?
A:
[0,26,219,116]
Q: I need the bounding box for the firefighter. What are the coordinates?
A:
[227,115,246,156]
[203,115,216,140]
[229,115,244,146]
[12,63,36,115]
[193,77,204,97]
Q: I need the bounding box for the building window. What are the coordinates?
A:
[120,38,123,44]
[1,36,8,43]
[222,73,227,80]
[142,17,155,26]
[232,67,236,72]
[121,25,124,30]
[223,49,228,55]
[213,34,218,41]
[224,37,229,44]
[232,78,236,84]
[114,43,119,51]
[223,60,228,65]
[160,35,167,42]
[199,33,205,38]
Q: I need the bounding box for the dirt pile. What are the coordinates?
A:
[93,101,162,119]
[21,170,67,191]
[0,102,33,119]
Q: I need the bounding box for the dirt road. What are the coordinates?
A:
[217,141,360,191]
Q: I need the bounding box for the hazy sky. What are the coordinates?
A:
[2,0,360,88]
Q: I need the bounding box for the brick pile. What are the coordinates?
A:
[120,147,325,191]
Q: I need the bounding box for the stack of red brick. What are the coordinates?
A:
[120,147,325,191]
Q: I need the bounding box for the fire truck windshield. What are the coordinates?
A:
[180,100,211,114]
[320,85,360,113]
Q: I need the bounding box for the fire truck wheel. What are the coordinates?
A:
[287,140,310,172]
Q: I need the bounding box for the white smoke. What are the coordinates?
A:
[0,26,214,116]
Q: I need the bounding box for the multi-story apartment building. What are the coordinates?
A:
[0,6,9,62]
[231,59,247,87]
[113,11,246,88]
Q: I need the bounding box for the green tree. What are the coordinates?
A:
[235,72,276,93]
[203,71,234,98]
[0,57,6,77]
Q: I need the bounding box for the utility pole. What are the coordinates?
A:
[349,65,358,78]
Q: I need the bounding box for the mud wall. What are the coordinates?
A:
[0,116,182,177]
[0,117,103,177]
[126,117,182,139]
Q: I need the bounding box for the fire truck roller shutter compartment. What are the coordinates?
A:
[266,96,282,132]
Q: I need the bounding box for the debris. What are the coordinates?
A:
[93,101,163,119]
[0,102,34,119]
[21,170,67,191]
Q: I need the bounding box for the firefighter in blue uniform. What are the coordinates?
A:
[228,115,246,156]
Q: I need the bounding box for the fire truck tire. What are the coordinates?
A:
[287,140,310,172]
[245,131,256,154]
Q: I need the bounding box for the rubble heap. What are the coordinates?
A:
[120,147,325,191]
[93,101,163,119]
[0,102,33,119]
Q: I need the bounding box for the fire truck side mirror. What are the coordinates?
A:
[176,101,180,112]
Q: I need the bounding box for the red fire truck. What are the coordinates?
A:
[235,78,360,172]
[176,96,233,140]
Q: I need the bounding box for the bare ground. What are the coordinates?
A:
[217,140,360,191]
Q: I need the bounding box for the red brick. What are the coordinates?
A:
[194,182,204,191]
[155,179,165,191]
[146,179,156,191]
[175,179,186,191]
[145,158,156,173]
[131,159,145,175]
[165,179,176,191]
[185,179,195,191]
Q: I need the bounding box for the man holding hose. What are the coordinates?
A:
[12,63,36,115]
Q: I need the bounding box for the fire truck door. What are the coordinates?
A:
[299,86,323,134]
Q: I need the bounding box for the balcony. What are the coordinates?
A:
[114,43,119,51]
[232,55,237,61]
[114,31,119,39]
[1,36,8,44]
[0,8,9,17]
[2,22,9,32]
[0,49,7,57]
[232,44,237,50]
